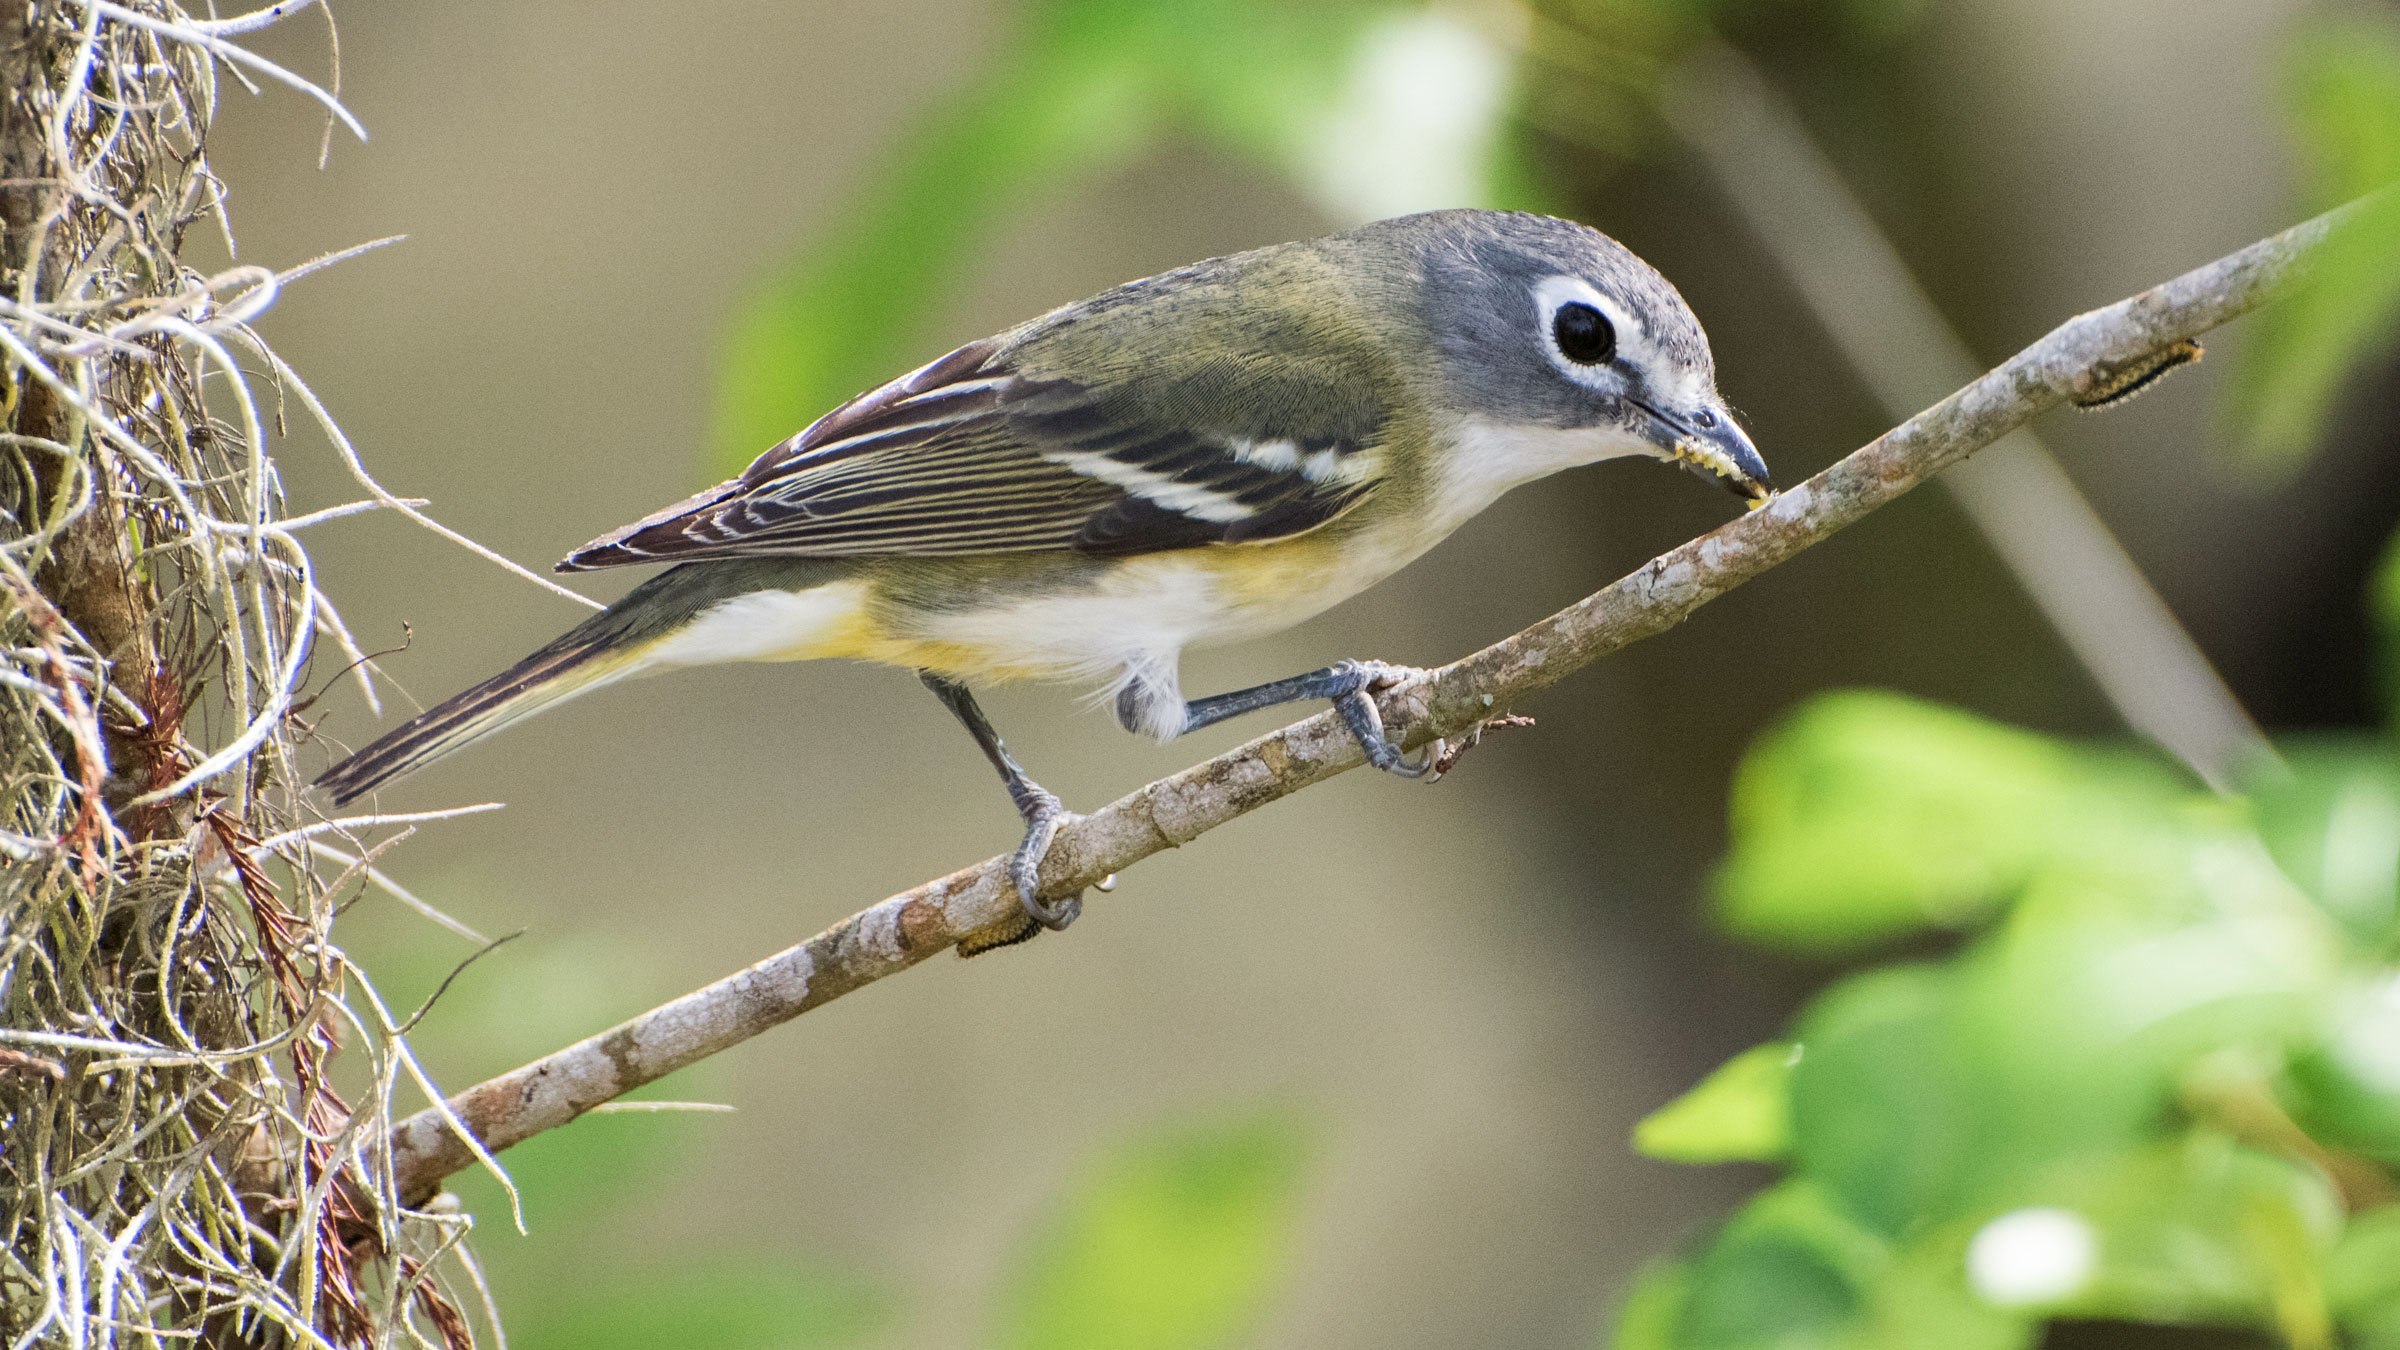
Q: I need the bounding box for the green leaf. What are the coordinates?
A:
[1776,837,2331,1241]
[2250,737,2400,945]
[1635,1042,1795,1164]
[1869,1236,2035,1350]
[1712,691,2188,954]
[1785,873,2332,1241]
[1676,1181,1885,1349]
[1953,865,2331,1175]
[995,1111,1312,1350]
[1667,692,2386,1348]
[1786,964,1977,1236]
[2328,1205,2400,1321]
[2041,1140,2342,1341]
[511,1261,885,1350]
[1664,1180,2030,1350]
[1611,1260,1697,1350]
[2377,530,2400,728]
[1116,0,1380,168]
[2229,15,2400,467]
[2353,1297,2400,1350]
[2283,974,2400,1163]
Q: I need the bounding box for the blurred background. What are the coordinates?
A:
[218,1,2400,1346]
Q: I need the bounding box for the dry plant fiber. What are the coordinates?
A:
[2,3,516,1346]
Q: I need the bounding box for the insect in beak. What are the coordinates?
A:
[1631,397,1773,505]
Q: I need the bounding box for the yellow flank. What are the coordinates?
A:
[842,629,1032,683]
[1209,533,1351,609]
[805,605,891,663]
[836,526,1429,689]
[798,581,1048,682]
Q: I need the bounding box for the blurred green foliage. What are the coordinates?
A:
[708,0,1974,483]
[715,0,2400,480]
[457,1114,889,1350]
[712,0,1969,478]
[372,907,1314,1347]
[1565,22,2399,1334]
[1520,0,1923,150]
[713,0,1516,473]
[2377,533,2400,723]
[1712,693,2190,954]
[2230,12,2400,467]
[446,1102,1309,1350]
[346,923,889,1350]
[996,1112,1312,1350]
[1619,672,2400,1348]
[438,1094,889,1349]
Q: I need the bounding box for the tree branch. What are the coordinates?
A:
[386,198,2356,1207]
[1664,43,2270,790]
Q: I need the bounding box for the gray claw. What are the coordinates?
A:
[1334,662,1440,782]
[1010,792,1083,930]
[1389,737,1446,780]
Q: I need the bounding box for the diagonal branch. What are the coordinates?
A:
[385,197,2359,1207]
[1663,43,2270,790]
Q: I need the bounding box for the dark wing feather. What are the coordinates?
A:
[557,337,1380,571]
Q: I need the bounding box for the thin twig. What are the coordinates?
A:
[386,196,2355,1206]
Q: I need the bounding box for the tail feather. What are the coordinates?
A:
[316,637,647,805]
[315,558,854,805]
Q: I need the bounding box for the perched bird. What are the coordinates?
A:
[318,209,1768,943]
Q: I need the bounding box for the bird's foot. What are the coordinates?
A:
[1008,786,1084,931]
[1328,659,1444,780]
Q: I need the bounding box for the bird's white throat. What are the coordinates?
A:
[1433,416,1654,533]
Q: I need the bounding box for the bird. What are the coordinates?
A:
[317,209,1769,947]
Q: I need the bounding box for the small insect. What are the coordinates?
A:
[2070,338,2204,410]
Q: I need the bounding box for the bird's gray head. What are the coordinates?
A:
[1368,210,1770,502]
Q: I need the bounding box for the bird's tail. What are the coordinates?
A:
[316,625,652,806]
[316,559,853,806]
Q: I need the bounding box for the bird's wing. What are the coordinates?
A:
[558,337,1385,570]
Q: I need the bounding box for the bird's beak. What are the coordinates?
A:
[1630,398,1773,506]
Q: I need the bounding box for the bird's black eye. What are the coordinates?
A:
[1552,301,1615,365]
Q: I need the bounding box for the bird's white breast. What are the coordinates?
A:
[904,557,1269,682]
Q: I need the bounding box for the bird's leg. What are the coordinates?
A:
[1124,659,1441,778]
[919,672,1083,934]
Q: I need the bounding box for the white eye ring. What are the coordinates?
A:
[1531,275,1642,391]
